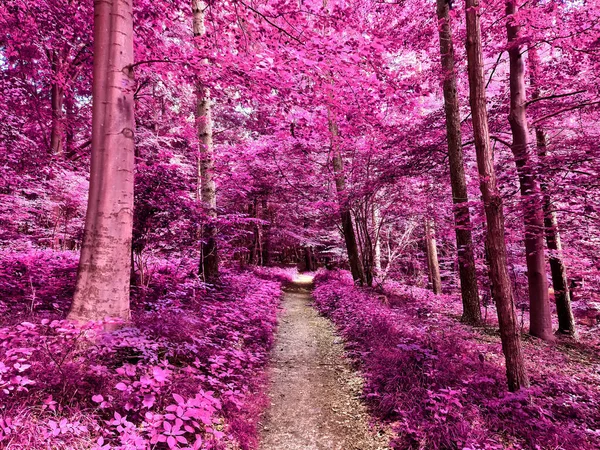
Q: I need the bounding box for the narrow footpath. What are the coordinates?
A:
[259,275,389,450]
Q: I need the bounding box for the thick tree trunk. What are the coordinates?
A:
[528,48,576,336]
[50,56,65,155]
[436,0,481,323]
[506,1,553,341]
[424,218,442,295]
[69,0,135,323]
[465,0,528,391]
[329,117,365,285]
[193,0,219,281]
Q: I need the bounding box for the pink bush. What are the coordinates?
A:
[0,266,284,449]
[313,269,600,450]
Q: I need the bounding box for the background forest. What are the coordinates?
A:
[1,0,600,449]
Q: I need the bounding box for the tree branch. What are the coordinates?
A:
[525,89,587,107]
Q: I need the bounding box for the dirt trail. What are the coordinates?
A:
[259,275,389,450]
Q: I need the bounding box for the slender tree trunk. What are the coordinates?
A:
[506,0,553,341]
[261,197,271,266]
[465,0,528,391]
[50,56,65,155]
[424,218,442,295]
[65,94,74,157]
[372,204,382,272]
[528,48,576,336]
[329,115,365,285]
[248,200,260,265]
[436,0,481,323]
[193,0,219,281]
[69,0,135,323]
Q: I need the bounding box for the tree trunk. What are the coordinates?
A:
[304,246,315,271]
[50,55,65,155]
[193,0,219,281]
[424,218,442,295]
[329,116,365,285]
[465,0,528,391]
[436,0,481,323]
[68,0,135,324]
[506,1,553,341]
[528,47,576,336]
[372,204,382,272]
[248,200,261,265]
[261,197,271,266]
[65,94,74,157]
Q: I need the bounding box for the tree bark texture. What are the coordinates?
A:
[329,116,365,285]
[436,0,481,323]
[50,54,65,155]
[465,0,529,391]
[372,204,382,272]
[69,0,135,323]
[506,0,553,341]
[528,47,576,335]
[424,217,442,295]
[193,0,219,281]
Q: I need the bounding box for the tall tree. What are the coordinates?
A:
[435,0,481,323]
[193,0,219,281]
[528,47,576,336]
[69,0,135,323]
[505,0,553,341]
[465,0,529,391]
[329,114,365,285]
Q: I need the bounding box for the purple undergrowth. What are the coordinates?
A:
[0,252,293,449]
[313,269,600,450]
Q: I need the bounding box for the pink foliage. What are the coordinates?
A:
[313,269,600,450]
[0,267,285,449]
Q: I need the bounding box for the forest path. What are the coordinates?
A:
[259,275,389,450]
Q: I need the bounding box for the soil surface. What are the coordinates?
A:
[259,276,390,450]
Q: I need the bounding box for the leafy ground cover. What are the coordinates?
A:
[313,269,600,450]
[0,252,293,449]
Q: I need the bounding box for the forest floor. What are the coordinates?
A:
[259,274,390,450]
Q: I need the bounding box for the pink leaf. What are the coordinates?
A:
[173,393,185,405]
